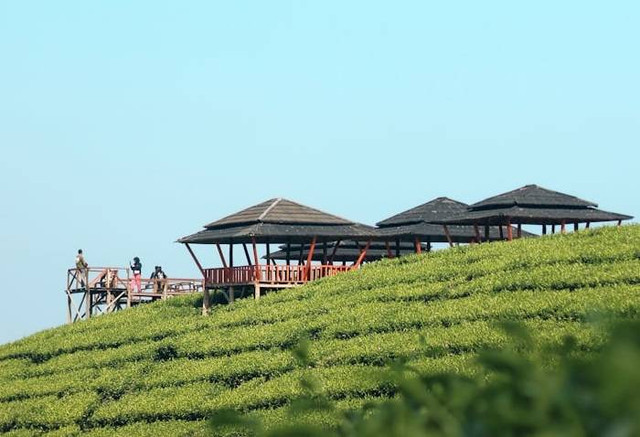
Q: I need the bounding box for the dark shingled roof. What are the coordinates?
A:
[436,185,633,226]
[471,184,597,210]
[205,198,352,228]
[375,196,534,242]
[179,198,379,244]
[437,206,633,226]
[376,197,469,227]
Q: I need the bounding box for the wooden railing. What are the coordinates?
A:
[131,277,204,296]
[67,267,203,296]
[67,267,130,291]
[203,264,353,286]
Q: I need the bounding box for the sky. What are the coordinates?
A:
[0,1,638,344]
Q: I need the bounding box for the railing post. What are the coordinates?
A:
[126,268,132,308]
[84,270,90,319]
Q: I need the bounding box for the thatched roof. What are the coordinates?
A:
[376,197,469,227]
[178,198,379,244]
[437,185,633,226]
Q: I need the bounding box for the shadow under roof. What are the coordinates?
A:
[436,205,633,226]
[376,222,535,242]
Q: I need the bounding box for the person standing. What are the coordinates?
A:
[75,249,88,288]
[130,256,142,293]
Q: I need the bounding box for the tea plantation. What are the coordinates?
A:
[1,225,639,436]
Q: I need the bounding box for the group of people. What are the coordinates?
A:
[74,249,168,293]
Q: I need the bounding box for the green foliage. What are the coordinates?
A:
[0,225,638,435]
[209,321,640,436]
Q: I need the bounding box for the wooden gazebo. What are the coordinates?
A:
[436,185,633,239]
[178,198,378,302]
[375,197,533,250]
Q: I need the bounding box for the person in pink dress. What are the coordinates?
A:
[130,256,142,292]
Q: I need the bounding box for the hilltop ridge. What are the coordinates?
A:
[0,225,639,436]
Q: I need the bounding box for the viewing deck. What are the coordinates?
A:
[66,267,204,323]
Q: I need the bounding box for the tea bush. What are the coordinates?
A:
[0,225,638,435]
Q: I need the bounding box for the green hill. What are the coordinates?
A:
[1,226,639,436]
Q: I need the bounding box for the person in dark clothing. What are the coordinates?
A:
[130,257,142,292]
[150,265,168,293]
[75,249,88,288]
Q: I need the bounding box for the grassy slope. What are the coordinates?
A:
[0,226,639,436]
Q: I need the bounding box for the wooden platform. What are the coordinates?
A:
[66,267,205,323]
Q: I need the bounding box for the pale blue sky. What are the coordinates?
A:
[0,1,638,344]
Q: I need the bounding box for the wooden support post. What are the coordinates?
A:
[266,243,270,265]
[286,243,291,266]
[542,225,547,235]
[243,244,253,266]
[126,268,132,308]
[506,219,513,241]
[67,293,73,324]
[395,238,401,257]
[254,284,261,300]
[229,244,234,268]
[443,225,453,247]
[586,222,590,229]
[228,286,234,304]
[202,285,210,315]
[216,244,227,269]
[66,272,73,324]
[414,237,422,254]
[252,237,261,282]
[617,220,622,226]
[353,241,371,268]
[322,242,328,265]
[185,244,206,277]
[106,287,112,312]
[499,225,504,240]
[329,240,341,264]
[304,237,317,281]
[427,239,432,252]
[385,242,393,258]
[484,224,490,241]
[561,220,566,234]
[574,222,579,232]
[84,271,91,319]
[474,224,481,243]
[517,223,522,238]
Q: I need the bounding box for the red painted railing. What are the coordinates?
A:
[203,264,353,286]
